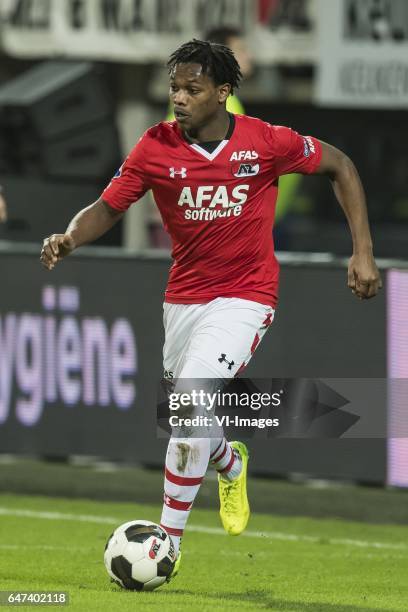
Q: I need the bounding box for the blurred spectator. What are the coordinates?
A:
[259,0,312,31]
[203,26,254,84]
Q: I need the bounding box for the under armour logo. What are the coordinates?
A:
[169,167,187,178]
[218,353,235,370]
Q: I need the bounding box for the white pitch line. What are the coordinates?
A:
[0,507,117,524]
[189,525,408,552]
[0,506,406,553]
[0,544,91,551]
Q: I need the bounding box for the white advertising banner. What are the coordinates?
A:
[0,0,254,62]
[316,0,408,108]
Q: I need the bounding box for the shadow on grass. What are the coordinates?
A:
[163,589,395,611]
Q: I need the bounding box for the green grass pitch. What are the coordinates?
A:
[0,493,407,611]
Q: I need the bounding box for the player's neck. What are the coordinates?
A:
[183,110,230,143]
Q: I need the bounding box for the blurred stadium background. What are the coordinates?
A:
[0,1,407,606]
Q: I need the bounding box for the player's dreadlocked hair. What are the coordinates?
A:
[167,39,242,94]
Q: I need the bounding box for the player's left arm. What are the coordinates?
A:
[314,141,382,300]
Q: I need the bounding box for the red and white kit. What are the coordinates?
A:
[102,114,321,309]
[163,297,273,379]
[102,115,322,544]
[102,115,321,377]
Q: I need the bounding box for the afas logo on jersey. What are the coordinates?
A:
[229,150,258,161]
[177,185,249,222]
[178,185,249,209]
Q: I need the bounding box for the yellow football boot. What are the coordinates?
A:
[218,441,250,536]
[166,550,182,582]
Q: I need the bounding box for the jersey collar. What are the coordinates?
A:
[178,113,236,161]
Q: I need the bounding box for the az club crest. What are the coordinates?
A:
[232,163,260,177]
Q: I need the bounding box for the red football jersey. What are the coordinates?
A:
[102,115,322,307]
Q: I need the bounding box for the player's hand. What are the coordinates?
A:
[40,234,75,270]
[347,251,382,299]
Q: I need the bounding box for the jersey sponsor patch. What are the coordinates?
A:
[184,207,243,221]
[177,185,249,209]
[177,184,249,222]
[229,150,258,161]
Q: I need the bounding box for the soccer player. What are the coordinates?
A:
[40,39,382,579]
[150,27,251,246]
[163,27,302,249]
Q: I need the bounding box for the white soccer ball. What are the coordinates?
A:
[104,520,176,591]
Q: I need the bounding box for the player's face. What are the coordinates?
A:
[170,63,230,131]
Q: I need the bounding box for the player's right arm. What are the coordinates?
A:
[40,131,151,271]
[40,198,123,270]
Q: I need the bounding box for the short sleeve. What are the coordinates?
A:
[102,132,151,212]
[264,124,322,177]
